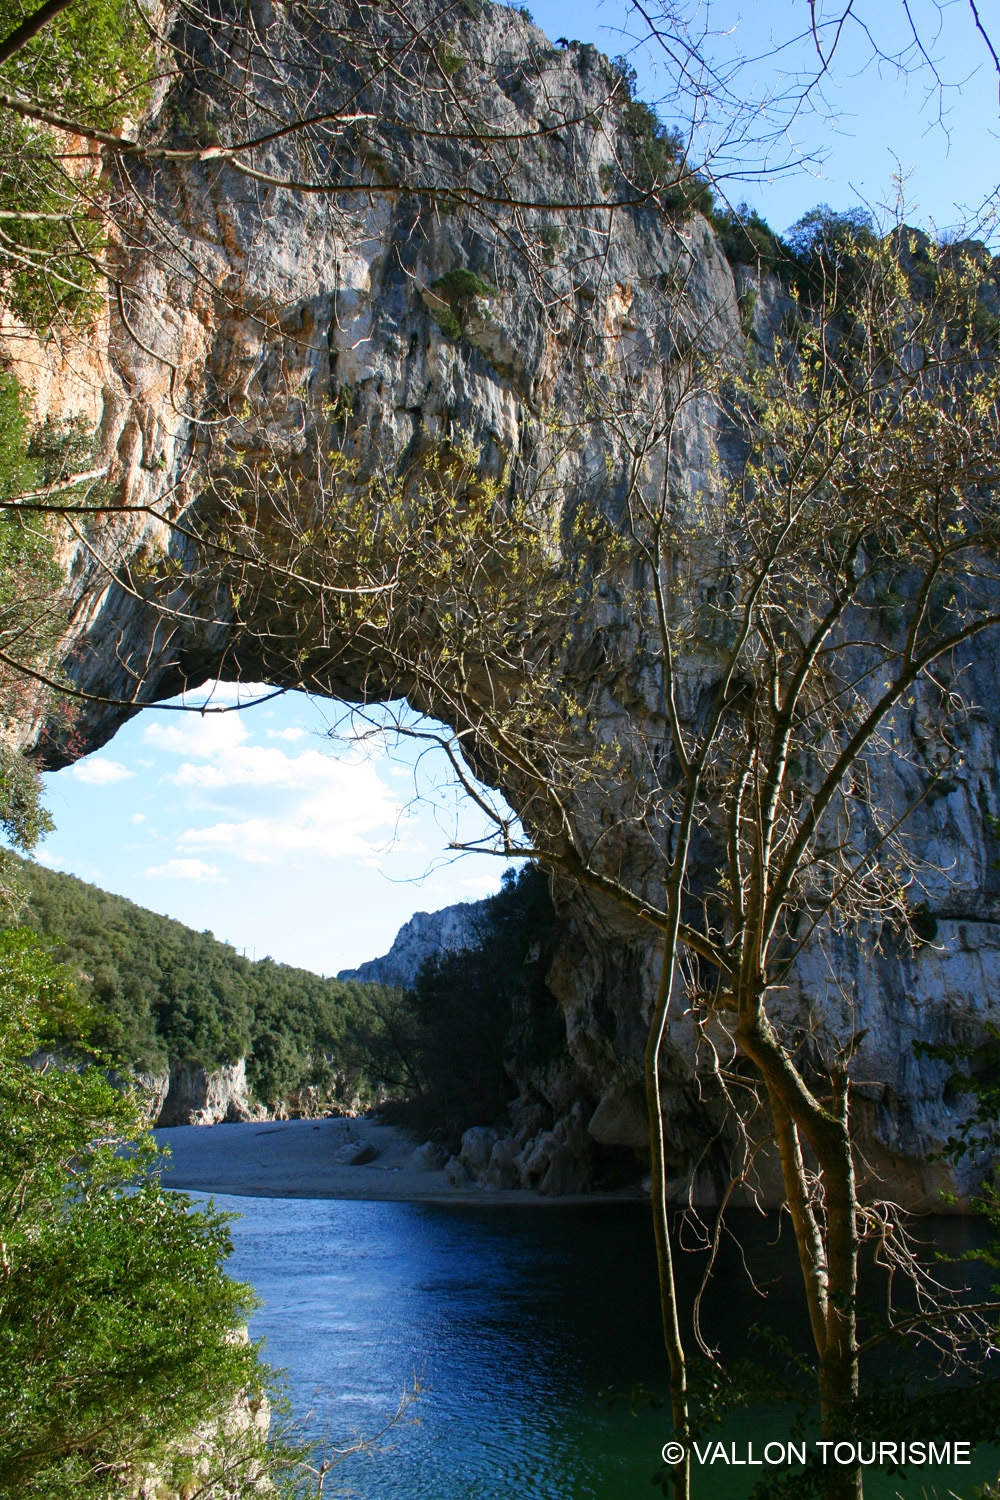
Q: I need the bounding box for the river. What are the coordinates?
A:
[184,1186,999,1500]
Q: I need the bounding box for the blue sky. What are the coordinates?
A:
[529,0,999,238]
[34,0,1000,974]
[41,688,514,974]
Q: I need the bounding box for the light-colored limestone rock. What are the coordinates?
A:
[458,1125,499,1177]
[587,1079,648,1152]
[156,1059,268,1128]
[333,1140,378,1166]
[338,901,494,989]
[409,1140,448,1172]
[13,0,1000,1207]
[485,1136,521,1190]
[445,1154,473,1188]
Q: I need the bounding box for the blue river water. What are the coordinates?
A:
[189,1191,998,1500]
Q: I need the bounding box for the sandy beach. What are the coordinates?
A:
[153,1115,641,1205]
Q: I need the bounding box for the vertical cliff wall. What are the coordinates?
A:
[10,0,1000,1207]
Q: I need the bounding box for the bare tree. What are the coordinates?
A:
[204,224,1000,1499]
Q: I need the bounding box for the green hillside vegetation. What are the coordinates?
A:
[359,865,566,1143]
[7,855,567,1132]
[6,855,398,1107]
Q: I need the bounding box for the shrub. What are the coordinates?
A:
[428,267,497,340]
[785,203,877,262]
[0,930,285,1496]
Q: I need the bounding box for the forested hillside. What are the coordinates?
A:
[6,855,565,1130]
[6,855,392,1105]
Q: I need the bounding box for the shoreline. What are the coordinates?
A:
[153,1115,646,1208]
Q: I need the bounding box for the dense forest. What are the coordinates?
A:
[381,863,565,1139]
[6,855,396,1105]
[6,854,564,1125]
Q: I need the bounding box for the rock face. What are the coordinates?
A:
[155,1058,268,1127]
[338,899,492,988]
[11,0,1000,1205]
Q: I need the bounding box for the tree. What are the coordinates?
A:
[215,223,1000,1499]
[0,928,290,1496]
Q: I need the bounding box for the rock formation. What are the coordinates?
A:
[154,1057,268,1127]
[337,898,493,988]
[10,0,1000,1206]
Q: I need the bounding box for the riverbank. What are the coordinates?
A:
[153,1115,645,1205]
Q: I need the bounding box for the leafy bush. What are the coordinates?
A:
[608,53,709,213]
[428,267,497,340]
[707,202,791,271]
[0,930,285,1496]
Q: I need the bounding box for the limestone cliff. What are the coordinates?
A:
[337,898,493,988]
[154,1058,268,1127]
[10,0,1000,1207]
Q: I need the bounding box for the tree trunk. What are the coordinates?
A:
[737,1012,861,1500]
[645,945,690,1500]
[817,1078,861,1500]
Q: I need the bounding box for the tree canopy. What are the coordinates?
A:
[7,853,396,1106]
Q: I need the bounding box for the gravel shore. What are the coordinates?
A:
[153,1115,635,1205]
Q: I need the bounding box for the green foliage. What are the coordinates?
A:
[0,0,151,122]
[913,1023,1000,1166]
[540,223,563,266]
[428,267,497,340]
[0,0,153,328]
[0,374,67,908]
[737,285,757,338]
[707,202,791,271]
[437,32,465,78]
[0,929,284,1497]
[608,53,707,211]
[785,204,877,261]
[399,865,563,1141]
[784,203,880,305]
[7,854,391,1105]
[0,118,107,329]
[0,371,37,500]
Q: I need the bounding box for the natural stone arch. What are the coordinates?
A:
[9,3,1000,1209]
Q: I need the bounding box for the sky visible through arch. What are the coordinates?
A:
[34,0,1000,975]
[40,688,515,975]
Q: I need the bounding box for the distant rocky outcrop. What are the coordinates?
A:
[155,1058,268,1127]
[337,899,493,989]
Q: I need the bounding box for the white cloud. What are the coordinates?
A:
[71,758,134,786]
[455,871,503,893]
[266,727,306,742]
[179,758,401,865]
[144,713,249,760]
[130,812,146,825]
[146,858,227,883]
[167,743,365,792]
[173,679,273,708]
